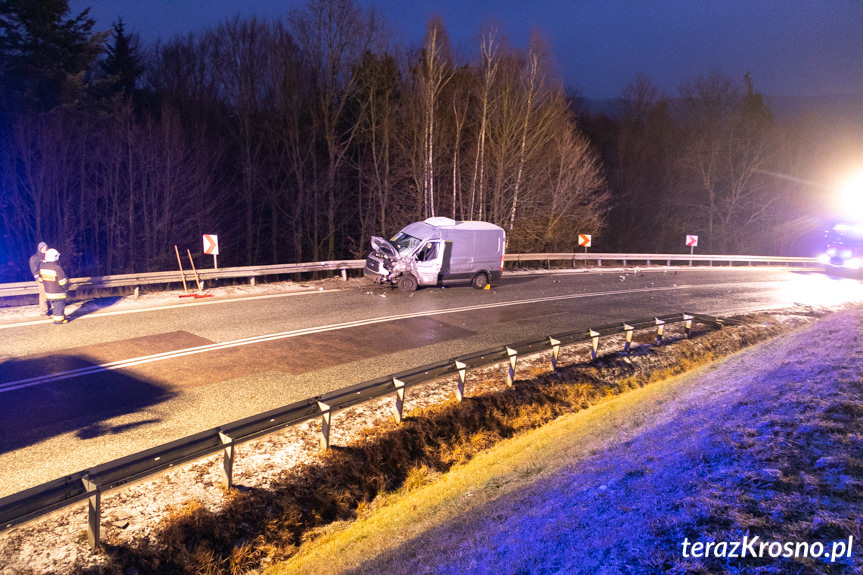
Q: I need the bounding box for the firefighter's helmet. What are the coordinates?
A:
[44,248,60,262]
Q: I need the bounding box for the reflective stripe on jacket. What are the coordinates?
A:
[39,261,68,298]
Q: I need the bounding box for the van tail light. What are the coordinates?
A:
[500,253,505,271]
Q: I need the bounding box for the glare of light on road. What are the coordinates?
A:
[778,272,863,308]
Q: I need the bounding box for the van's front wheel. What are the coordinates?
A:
[397,274,418,292]
[471,272,489,290]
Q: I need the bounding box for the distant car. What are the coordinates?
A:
[818,222,863,272]
[363,217,505,291]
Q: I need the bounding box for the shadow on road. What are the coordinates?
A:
[67,295,125,320]
[0,355,175,455]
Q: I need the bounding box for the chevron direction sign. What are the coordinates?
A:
[203,234,219,255]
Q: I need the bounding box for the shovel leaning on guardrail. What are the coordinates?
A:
[187,249,213,299]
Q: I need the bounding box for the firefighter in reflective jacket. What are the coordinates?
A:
[39,249,69,324]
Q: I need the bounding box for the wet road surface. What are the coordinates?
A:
[1,267,860,495]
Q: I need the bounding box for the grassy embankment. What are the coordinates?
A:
[93,314,816,574]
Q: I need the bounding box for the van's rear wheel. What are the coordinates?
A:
[397,274,418,292]
[471,272,489,289]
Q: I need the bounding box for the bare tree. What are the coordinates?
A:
[209,17,276,262]
[469,26,500,220]
[415,16,453,218]
[507,33,550,235]
[676,73,740,251]
[448,66,473,219]
[350,50,412,254]
[290,0,377,259]
[676,72,776,252]
[267,22,315,263]
[611,75,678,251]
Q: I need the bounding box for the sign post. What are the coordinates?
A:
[203,234,219,269]
[685,235,698,266]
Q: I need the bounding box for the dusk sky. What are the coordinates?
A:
[68,0,863,100]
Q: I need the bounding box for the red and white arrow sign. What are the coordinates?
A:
[203,234,219,255]
[578,234,592,248]
[685,235,698,247]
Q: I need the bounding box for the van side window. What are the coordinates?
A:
[419,242,438,262]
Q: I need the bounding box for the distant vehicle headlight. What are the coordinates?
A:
[817,253,831,264]
[827,247,837,256]
[844,258,861,269]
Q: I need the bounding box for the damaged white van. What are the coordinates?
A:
[363,217,505,291]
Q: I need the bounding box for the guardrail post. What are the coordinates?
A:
[549,337,561,370]
[655,318,665,346]
[455,361,467,401]
[250,277,256,286]
[219,432,235,489]
[317,401,332,450]
[589,330,600,361]
[82,476,101,549]
[393,378,406,423]
[597,259,602,267]
[683,314,693,338]
[623,324,634,354]
[505,347,518,386]
[341,268,347,281]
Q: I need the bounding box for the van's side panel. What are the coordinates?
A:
[438,227,504,283]
[444,228,476,275]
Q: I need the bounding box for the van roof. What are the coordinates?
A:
[422,217,503,232]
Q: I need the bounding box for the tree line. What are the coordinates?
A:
[0,0,837,283]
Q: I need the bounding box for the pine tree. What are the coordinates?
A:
[0,0,101,111]
[100,18,143,101]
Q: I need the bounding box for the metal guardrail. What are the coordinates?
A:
[0,260,368,298]
[509,252,816,267]
[0,253,817,299]
[0,311,730,548]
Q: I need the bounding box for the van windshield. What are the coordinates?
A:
[389,232,423,255]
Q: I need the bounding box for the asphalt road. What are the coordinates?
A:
[1,267,860,496]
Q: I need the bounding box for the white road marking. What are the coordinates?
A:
[0,281,778,393]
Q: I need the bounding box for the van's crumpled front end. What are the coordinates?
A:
[363,236,408,284]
